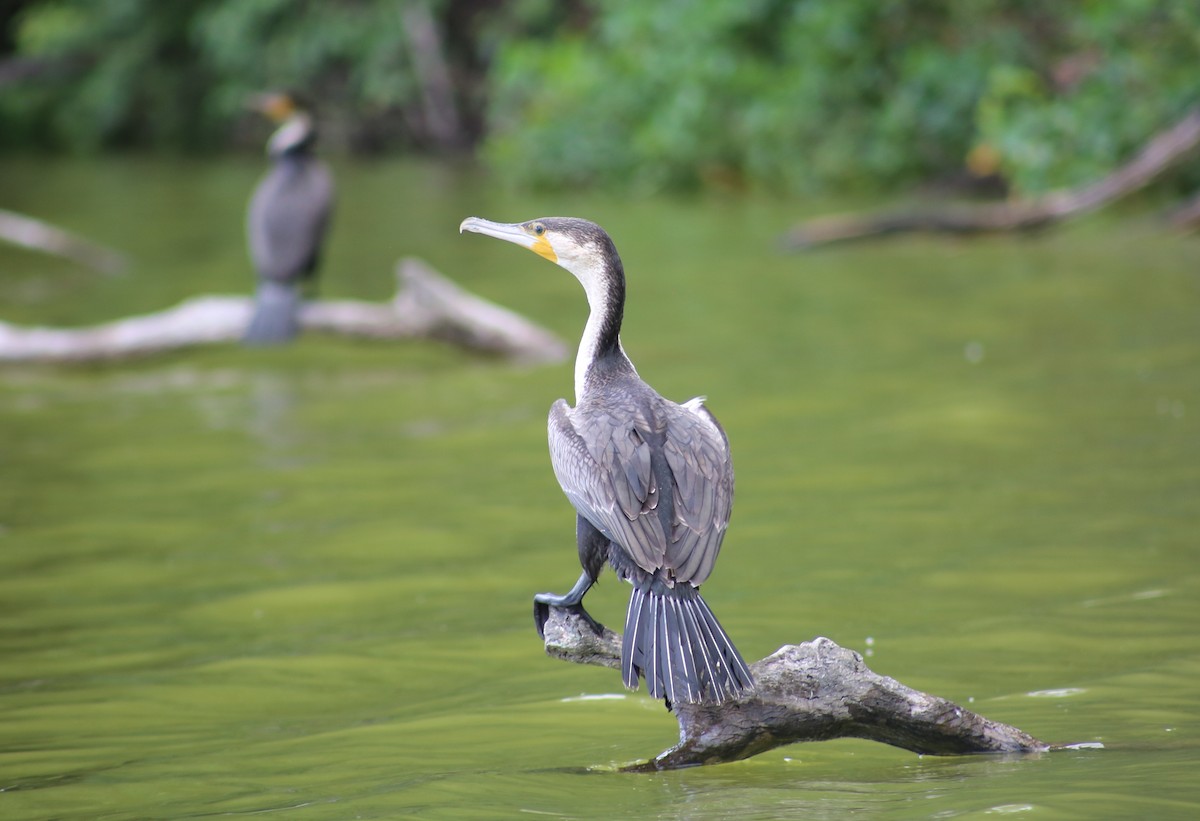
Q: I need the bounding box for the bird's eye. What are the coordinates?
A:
[533,224,545,236]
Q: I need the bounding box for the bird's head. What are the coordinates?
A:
[458,217,621,288]
[247,91,302,124]
[248,91,315,157]
[461,216,628,398]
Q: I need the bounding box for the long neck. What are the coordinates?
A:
[268,114,315,159]
[574,256,631,402]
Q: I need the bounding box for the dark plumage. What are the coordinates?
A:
[244,92,334,345]
[459,216,754,706]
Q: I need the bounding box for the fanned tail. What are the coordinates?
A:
[622,582,754,705]
[244,280,302,345]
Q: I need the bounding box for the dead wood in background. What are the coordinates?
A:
[541,607,1048,771]
[0,257,566,364]
[783,109,1200,250]
[0,209,128,275]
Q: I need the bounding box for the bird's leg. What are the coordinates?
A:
[534,571,603,638]
[534,516,610,638]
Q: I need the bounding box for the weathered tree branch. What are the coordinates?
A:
[0,257,567,364]
[0,208,128,274]
[783,108,1200,249]
[541,607,1048,771]
[400,2,465,149]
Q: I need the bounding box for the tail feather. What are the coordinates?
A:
[657,593,674,705]
[244,280,302,345]
[678,594,719,697]
[692,593,756,701]
[648,590,667,700]
[622,586,646,691]
[669,597,698,703]
[622,582,754,705]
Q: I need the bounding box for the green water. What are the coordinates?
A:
[1,156,1198,819]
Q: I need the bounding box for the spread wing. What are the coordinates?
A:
[248,159,334,283]
[548,396,733,586]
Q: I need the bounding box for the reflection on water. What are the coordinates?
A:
[0,156,1198,818]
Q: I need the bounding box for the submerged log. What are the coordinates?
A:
[783,108,1200,249]
[0,257,567,364]
[0,208,128,274]
[541,607,1048,771]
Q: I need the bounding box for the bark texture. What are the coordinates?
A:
[541,606,1048,771]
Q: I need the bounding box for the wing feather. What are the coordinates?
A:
[248,159,334,282]
[548,394,732,585]
[662,401,733,585]
[550,400,664,572]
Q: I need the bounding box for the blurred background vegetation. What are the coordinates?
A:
[1,0,1198,197]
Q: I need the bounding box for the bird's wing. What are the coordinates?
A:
[548,399,668,574]
[660,399,734,585]
[248,160,334,282]
[548,397,734,585]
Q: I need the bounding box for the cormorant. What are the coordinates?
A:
[459,216,755,706]
[244,92,334,345]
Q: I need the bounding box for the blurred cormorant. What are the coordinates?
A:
[244,92,334,345]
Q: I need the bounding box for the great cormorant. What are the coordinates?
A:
[459,216,755,706]
[244,92,334,345]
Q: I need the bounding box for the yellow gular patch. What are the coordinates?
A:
[531,235,557,263]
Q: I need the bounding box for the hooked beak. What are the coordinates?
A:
[459,217,533,247]
[459,217,557,263]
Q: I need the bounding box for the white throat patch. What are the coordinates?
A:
[268,114,312,156]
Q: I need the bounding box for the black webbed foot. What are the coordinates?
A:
[533,571,598,638]
[533,597,606,639]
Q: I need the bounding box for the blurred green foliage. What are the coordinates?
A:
[974,1,1200,193]
[3,0,217,150]
[0,0,438,152]
[485,0,1200,194]
[2,0,1198,195]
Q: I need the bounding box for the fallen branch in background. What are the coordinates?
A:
[541,607,1048,771]
[0,208,129,275]
[0,257,567,365]
[782,108,1200,250]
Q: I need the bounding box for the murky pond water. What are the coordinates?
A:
[1,156,1198,818]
